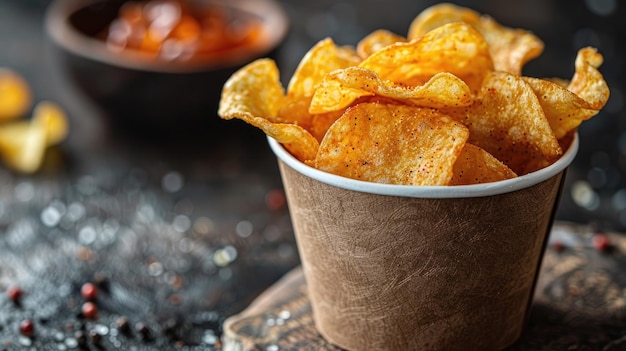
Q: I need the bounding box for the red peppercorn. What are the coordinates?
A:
[552,240,565,252]
[19,319,34,336]
[81,301,98,319]
[592,233,610,252]
[265,189,286,210]
[81,282,98,301]
[7,285,22,302]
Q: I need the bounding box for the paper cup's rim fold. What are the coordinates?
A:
[268,133,578,198]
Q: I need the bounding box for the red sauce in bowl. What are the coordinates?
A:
[100,0,263,62]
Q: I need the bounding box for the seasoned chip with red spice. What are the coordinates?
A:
[219,59,319,162]
[315,102,469,185]
[360,22,493,91]
[450,143,517,185]
[442,71,562,175]
[309,68,472,114]
[356,29,406,59]
[407,3,544,75]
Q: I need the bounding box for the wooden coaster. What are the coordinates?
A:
[223,223,626,351]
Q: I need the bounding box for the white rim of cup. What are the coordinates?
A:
[268,133,579,198]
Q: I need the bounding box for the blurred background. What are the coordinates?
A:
[0,0,624,349]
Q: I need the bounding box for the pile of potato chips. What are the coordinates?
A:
[0,68,68,173]
[218,3,609,186]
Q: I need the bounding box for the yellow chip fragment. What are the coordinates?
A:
[33,101,69,146]
[0,100,69,173]
[0,121,47,174]
[0,68,32,121]
[567,47,610,110]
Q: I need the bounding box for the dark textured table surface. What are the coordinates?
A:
[0,0,624,350]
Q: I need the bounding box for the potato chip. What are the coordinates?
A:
[310,109,344,142]
[32,101,69,146]
[407,3,481,38]
[275,38,361,134]
[222,110,319,163]
[558,130,576,153]
[0,120,47,174]
[449,143,517,185]
[522,77,601,140]
[477,20,544,76]
[520,48,608,140]
[360,22,493,91]
[275,95,314,129]
[443,71,561,175]
[310,96,397,142]
[407,3,544,75]
[219,58,286,122]
[246,117,319,163]
[287,38,361,97]
[547,77,570,88]
[567,47,610,110]
[0,100,68,173]
[0,68,32,121]
[356,29,406,59]
[309,67,472,114]
[315,102,469,185]
[218,59,319,162]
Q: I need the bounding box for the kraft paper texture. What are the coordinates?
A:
[278,160,565,351]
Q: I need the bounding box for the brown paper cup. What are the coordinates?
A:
[268,135,578,351]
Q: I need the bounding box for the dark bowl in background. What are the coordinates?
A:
[44,0,289,137]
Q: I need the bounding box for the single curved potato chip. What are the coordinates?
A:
[310,109,344,142]
[248,117,319,163]
[407,3,544,75]
[449,143,517,185]
[218,59,318,162]
[229,113,319,163]
[310,95,437,141]
[522,77,602,139]
[309,67,472,114]
[567,47,610,110]
[520,48,608,140]
[477,18,544,76]
[407,3,481,38]
[287,38,361,97]
[0,68,32,121]
[0,101,68,173]
[360,22,493,91]
[356,29,406,59]
[315,102,469,185]
[219,58,286,122]
[443,71,561,175]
